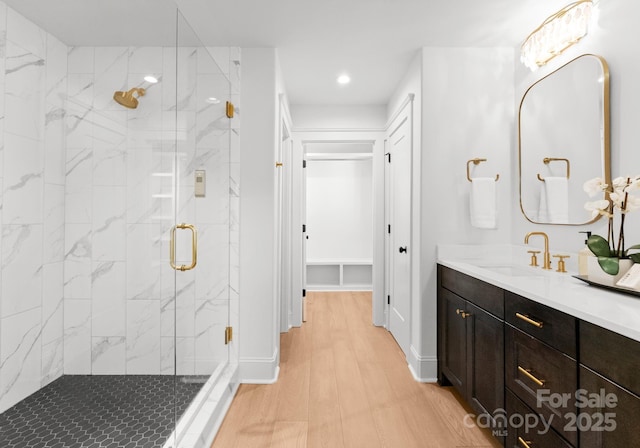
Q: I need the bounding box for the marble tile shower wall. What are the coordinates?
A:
[0,1,241,413]
[63,45,239,378]
[0,5,67,412]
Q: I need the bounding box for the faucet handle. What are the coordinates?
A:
[527,250,541,267]
[553,254,570,273]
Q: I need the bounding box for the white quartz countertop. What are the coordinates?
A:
[437,244,640,343]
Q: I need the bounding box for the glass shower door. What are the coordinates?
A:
[165,10,232,447]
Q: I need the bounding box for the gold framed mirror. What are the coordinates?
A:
[519,54,611,225]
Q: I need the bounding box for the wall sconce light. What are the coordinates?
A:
[521,0,594,71]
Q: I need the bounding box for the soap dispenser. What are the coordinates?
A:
[578,231,593,276]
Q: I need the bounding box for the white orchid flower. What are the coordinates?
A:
[624,176,640,193]
[612,177,628,189]
[583,177,608,197]
[584,176,640,262]
[584,199,611,219]
[609,192,625,209]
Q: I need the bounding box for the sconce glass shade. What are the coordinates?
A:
[521,0,593,71]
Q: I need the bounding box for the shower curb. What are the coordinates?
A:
[164,363,239,448]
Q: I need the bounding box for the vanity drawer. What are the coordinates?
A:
[505,291,576,357]
[505,325,577,446]
[439,265,504,318]
[506,389,573,448]
[579,365,640,448]
[579,320,640,396]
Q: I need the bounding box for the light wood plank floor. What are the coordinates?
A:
[212,291,501,448]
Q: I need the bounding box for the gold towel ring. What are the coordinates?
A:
[467,158,499,182]
[537,157,570,181]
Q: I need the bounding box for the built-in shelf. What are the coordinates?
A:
[306,259,373,291]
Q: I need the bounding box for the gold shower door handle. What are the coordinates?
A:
[170,223,198,271]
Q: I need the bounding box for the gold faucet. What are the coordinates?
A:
[525,232,551,270]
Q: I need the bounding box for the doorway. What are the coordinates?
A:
[285,132,386,331]
[304,143,375,297]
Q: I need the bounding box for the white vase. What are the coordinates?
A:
[587,257,634,286]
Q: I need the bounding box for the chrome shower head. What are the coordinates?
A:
[113,87,146,109]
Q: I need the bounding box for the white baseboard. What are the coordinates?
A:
[239,348,280,384]
[408,345,437,383]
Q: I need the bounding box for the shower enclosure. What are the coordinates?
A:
[0,1,238,447]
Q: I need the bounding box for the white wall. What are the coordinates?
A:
[0,4,67,412]
[387,47,514,381]
[512,0,640,255]
[239,47,280,382]
[306,159,373,261]
[422,47,514,378]
[291,105,386,129]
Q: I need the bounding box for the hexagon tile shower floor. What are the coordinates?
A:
[0,375,203,447]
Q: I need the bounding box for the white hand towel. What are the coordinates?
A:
[539,176,569,224]
[470,177,497,229]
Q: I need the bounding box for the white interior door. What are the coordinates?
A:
[275,133,284,334]
[387,112,411,358]
[384,142,391,328]
[279,124,293,332]
[302,155,308,321]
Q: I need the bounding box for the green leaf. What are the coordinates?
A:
[624,244,640,257]
[588,234,612,257]
[629,254,640,264]
[597,256,620,275]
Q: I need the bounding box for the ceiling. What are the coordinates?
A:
[3,0,570,106]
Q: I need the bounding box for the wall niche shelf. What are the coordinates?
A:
[306,259,373,291]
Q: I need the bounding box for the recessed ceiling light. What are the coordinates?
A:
[337,74,351,85]
[206,97,221,104]
[144,75,158,83]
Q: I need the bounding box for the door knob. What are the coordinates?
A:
[399,246,407,253]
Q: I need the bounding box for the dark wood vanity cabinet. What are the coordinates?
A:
[467,301,505,422]
[578,321,640,448]
[504,291,576,357]
[505,291,578,446]
[437,264,640,448]
[438,286,467,393]
[437,266,505,439]
[506,390,573,448]
[579,366,640,447]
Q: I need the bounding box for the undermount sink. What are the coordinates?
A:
[470,263,543,277]
[482,265,540,276]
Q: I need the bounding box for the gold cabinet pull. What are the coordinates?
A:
[518,366,545,387]
[170,223,198,271]
[516,312,544,328]
[517,436,533,448]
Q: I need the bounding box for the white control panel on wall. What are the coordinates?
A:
[195,170,206,197]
